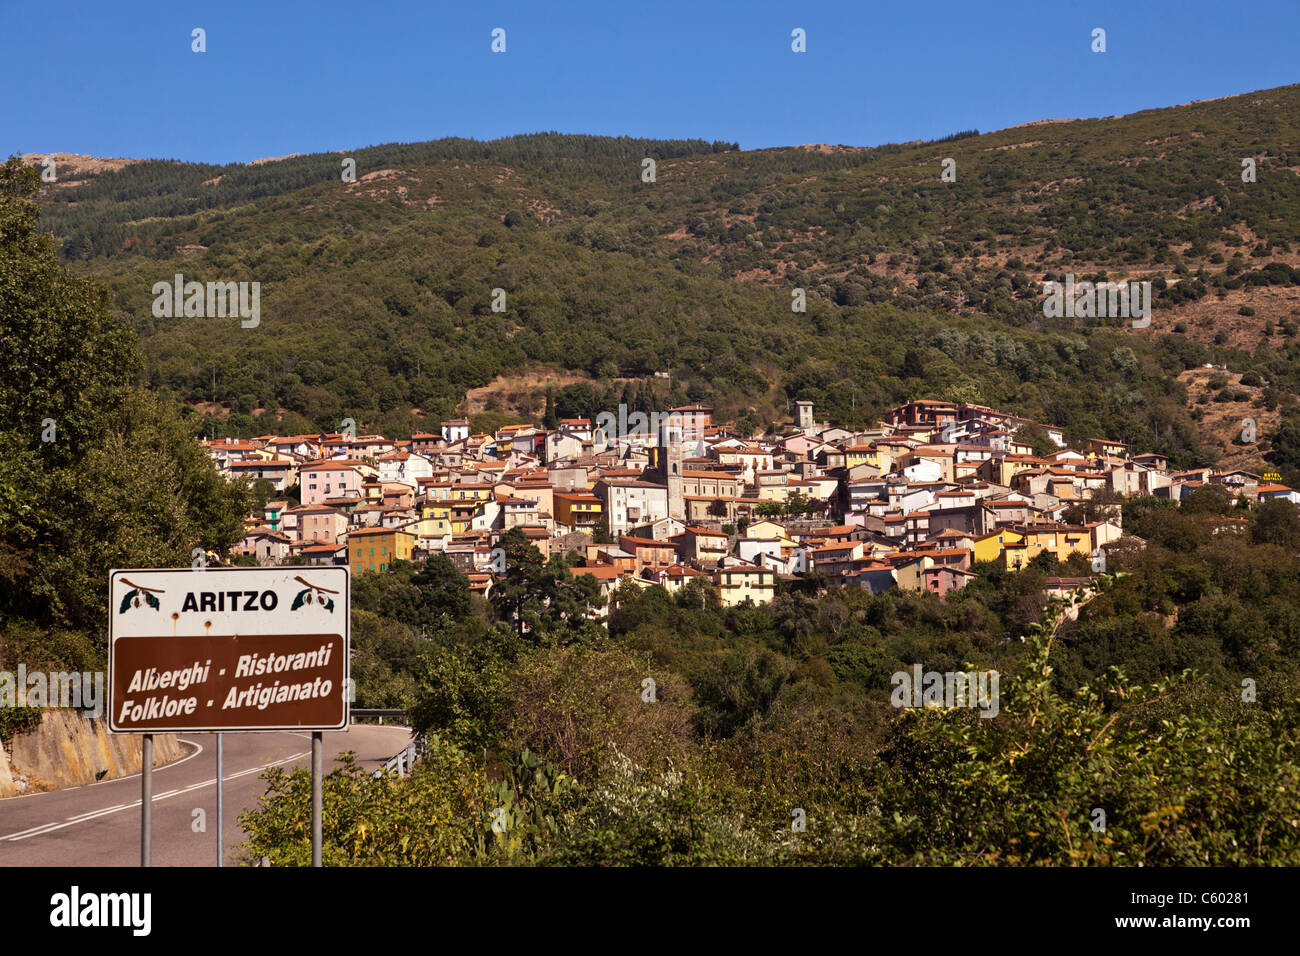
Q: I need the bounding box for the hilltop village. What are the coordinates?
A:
[205,400,1296,611]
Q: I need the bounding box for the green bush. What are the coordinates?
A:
[0,707,43,743]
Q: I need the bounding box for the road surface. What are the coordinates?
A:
[0,724,413,866]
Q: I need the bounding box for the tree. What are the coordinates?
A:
[499,643,694,781]
[784,492,811,517]
[489,528,605,641]
[870,585,1300,865]
[0,157,250,639]
[1013,423,1059,458]
[542,388,558,429]
[1181,484,1234,515]
[1250,499,1300,548]
[1268,415,1300,471]
[900,349,926,379]
[1062,487,1124,525]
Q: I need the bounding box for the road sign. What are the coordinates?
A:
[108,566,350,733]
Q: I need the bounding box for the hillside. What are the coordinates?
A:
[27,85,1300,470]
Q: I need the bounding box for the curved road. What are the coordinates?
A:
[0,724,413,866]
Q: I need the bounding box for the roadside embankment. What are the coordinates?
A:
[0,709,187,796]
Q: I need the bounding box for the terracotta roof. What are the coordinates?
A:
[347,526,414,537]
[662,564,706,577]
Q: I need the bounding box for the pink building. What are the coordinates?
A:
[922,565,976,599]
[300,461,365,506]
[297,505,349,545]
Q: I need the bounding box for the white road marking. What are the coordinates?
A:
[0,751,309,843]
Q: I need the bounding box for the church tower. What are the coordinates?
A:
[659,416,685,520]
[795,400,815,433]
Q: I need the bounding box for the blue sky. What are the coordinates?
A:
[4,0,1297,164]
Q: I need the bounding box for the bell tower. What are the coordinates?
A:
[795,400,815,433]
[659,416,685,519]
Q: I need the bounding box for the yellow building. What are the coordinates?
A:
[418,500,454,536]
[348,527,415,574]
[972,529,1024,564]
[448,500,481,534]
[844,444,880,469]
[894,557,927,592]
[746,519,791,542]
[972,525,1090,568]
[451,483,494,502]
[981,455,1045,486]
[410,514,452,537]
[1016,525,1092,563]
[554,492,602,532]
[712,563,776,606]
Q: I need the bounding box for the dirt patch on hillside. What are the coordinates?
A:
[794,144,872,154]
[22,152,142,187]
[1157,283,1300,349]
[21,152,140,174]
[995,118,1086,132]
[461,367,595,418]
[1179,367,1276,472]
[247,153,304,166]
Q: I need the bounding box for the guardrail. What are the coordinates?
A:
[375,735,426,778]
[346,709,424,777]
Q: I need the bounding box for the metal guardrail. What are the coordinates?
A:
[375,734,426,778]
[346,709,423,777]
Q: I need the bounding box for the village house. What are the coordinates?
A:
[212,395,1299,616]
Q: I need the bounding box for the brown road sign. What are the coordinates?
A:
[108,567,350,732]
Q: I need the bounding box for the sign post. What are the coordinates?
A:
[108,566,350,868]
[312,732,323,867]
[216,732,223,867]
[141,734,152,867]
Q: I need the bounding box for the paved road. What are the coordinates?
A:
[0,724,413,866]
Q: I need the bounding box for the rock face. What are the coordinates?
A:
[0,710,187,796]
[0,739,12,794]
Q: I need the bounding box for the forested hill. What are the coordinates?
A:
[27,84,1300,470]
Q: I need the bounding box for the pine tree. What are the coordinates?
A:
[543,388,558,429]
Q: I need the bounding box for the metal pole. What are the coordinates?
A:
[141,734,152,867]
[216,732,224,867]
[311,731,322,867]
